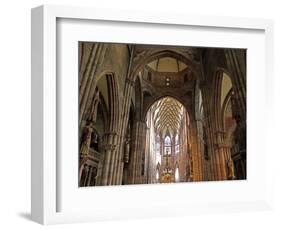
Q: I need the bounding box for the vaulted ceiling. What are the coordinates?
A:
[131,45,202,76]
[150,97,185,135]
[147,57,187,73]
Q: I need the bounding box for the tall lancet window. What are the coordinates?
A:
[164,135,171,155]
[175,133,179,154]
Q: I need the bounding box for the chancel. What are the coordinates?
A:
[78,43,246,186]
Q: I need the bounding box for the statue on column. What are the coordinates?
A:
[80,121,93,165]
[124,123,131,164]
[124,137,131,163]
[80,89,99,170]
[230,91,241,123]
[227,158,235,180]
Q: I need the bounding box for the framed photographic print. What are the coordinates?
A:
[31,5,274,225]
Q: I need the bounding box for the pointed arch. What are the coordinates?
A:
[102,73,120,133]
[212,71,233,131]
[131,49,200,82]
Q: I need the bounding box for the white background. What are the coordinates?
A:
[0,0,280,229]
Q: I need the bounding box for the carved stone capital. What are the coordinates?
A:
[215,130,226,140]
[82,119,95,129]
[102,132,118,145]
[102,144,117,151]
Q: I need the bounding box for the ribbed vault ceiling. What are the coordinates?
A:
[150,97,185,134]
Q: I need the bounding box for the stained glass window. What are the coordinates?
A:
[164,135,171,155]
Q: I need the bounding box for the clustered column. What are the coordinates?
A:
[189,118,204,181]
[112,78,135,185]
[79,44,108,124]
[128,120,147,184]
[101,132,118,185]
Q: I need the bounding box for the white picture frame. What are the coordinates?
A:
[31,5,274,225]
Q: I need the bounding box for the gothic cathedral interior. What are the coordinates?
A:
[79,43,246,186]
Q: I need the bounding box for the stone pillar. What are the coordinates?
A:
[79,123,93,181]
[112,46,136,184]
[199,81,218,181]
[84,88,99,122]
[160,133,164,156]
[86,166,93,186]
[101,132,118,186]
[187,143,193,182]
[144,126,151,184]
[223,145,236,180]
[225,49,246,121]
[214,131,228,180]
[112,77,135,185]
[79,44,108,124]
[80,164,89,187]
[128,120,147,184]
[80,44,99,94]
[203,110,221,181]
[95,156,104,186]
[189,119,204,181]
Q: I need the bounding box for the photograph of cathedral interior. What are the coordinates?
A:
[79,42,246,187]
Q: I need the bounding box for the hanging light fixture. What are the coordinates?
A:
[165,76,170,87]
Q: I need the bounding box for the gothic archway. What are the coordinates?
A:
[145,96,191,184]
